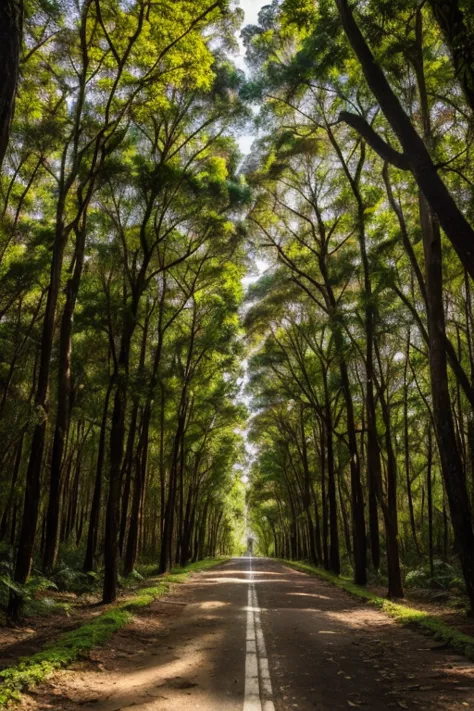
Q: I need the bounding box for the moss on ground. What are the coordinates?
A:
[0,558,226,708]
[281,560,474,661]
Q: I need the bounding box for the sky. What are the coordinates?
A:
[234,0,269,281]
[239,0,266,28]
[235,0,268,154]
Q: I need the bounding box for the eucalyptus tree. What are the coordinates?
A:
[0,0,248,618]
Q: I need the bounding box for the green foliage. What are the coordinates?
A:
[0,607,132,708]
[405,560,465,593]
[0,559,226,708]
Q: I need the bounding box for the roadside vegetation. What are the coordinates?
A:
[0,559,225,708]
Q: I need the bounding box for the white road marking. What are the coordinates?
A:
[243,557,275,711]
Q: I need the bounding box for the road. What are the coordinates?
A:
[24,558,474,710]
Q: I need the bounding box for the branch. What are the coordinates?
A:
[338,111,409,170]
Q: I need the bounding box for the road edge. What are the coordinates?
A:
[279,559,474,662]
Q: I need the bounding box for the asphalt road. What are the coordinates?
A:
[24,557,474,710]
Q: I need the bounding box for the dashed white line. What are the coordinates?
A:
[243,557,275,711]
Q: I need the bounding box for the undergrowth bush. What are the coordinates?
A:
[405,559,464,592]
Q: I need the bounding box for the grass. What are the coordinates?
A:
[0,558,226,708]
[281,559,474,661]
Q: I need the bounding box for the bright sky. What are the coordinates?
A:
[239,0,266,27]
[235,0,268,154]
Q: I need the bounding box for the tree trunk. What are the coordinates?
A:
[300,406,318,565]
[83,379,113,572]
[323,369,340,574]
[43,226,87,573]
[0,0,22,169]
[102,309,135,603]
[123,406,149,576]
[427,425,434,578]
[0,435,23,541]
[420,193,474,611]
[376,375,404,598]
[158,402,186,573]
[8,185,70,621]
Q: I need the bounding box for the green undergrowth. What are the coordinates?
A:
[281,560,474,661]
[0,558,226,708]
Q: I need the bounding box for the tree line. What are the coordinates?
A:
[244,0,474,612]
[0,0,248,621]
[3,0,474,624]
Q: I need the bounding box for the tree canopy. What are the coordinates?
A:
[2,0,474,621]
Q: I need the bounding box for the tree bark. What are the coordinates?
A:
[420,193,474,611]
[83,379,113,572]
[0,0,22,169]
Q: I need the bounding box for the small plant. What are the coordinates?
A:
[405,559,464,593]
[120,569,144,589]
[51,566,101,594]
[0,569,58,621]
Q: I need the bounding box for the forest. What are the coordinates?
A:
[1,0,474,636]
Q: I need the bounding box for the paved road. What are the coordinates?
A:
[25,558,474,710]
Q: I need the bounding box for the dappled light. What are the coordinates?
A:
[287,592,332,601]
[2,0,474,708]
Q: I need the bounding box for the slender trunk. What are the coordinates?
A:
[319,242,366,584]
[0,0,22,169]
[415,12,474,610]
[427,426,434,578]
[8,210,68,620]
[83,379,112,572]
[103,314,134,603]
[338,468,352,562]
[123,406,149,576]
[180,486,194,567]
[323,370,340,574]
[158,403,186,573]
[319,422,329,569]
[119,404,138,556]
[421,195,474,608]
[377,379,404,598]
[0,435,23,541]
[43,227,87,573]
[404,331,421,556]
[300,406,318,565]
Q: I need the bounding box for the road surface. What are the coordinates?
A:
[24,558,474,710]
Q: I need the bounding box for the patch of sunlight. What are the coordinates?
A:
[202,576,250,584]
[287,592,331,600]
[322,610,381,629]
[205,569,251,575]
[199,601,229,610]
